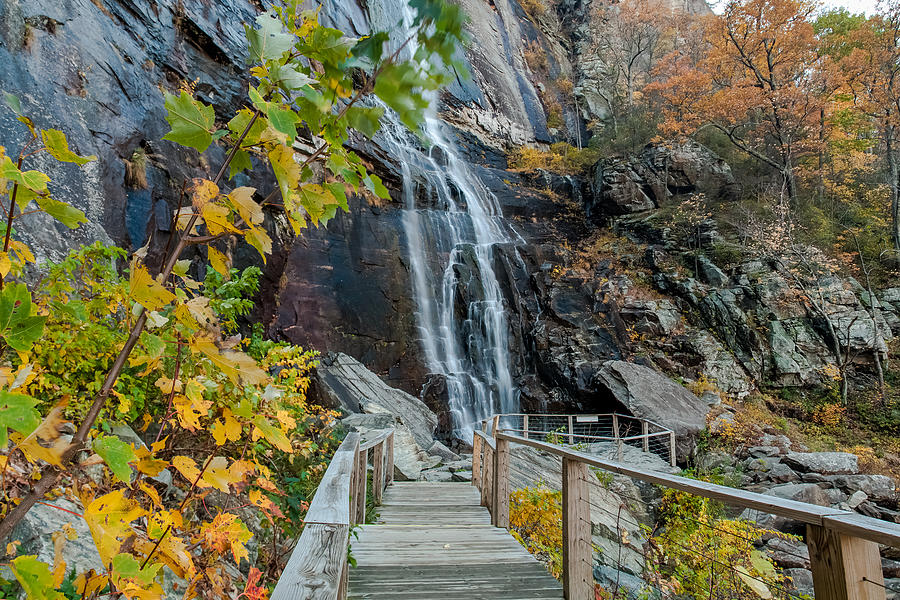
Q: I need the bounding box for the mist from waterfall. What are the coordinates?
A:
[368,4,521,440]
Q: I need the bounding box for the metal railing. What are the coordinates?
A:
[270,429,394,600]
[475,412,676,466]
[472,418,900,600]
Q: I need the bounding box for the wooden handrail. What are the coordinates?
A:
[272,429,395,600]
[474,420,896,600]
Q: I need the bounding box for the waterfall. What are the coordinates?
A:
[368,5,521,440]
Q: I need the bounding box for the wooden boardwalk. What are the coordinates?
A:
[348,481,563,599]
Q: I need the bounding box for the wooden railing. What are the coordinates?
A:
[271,429,394,600]
[473,420,900,600]
[475,412,676,466]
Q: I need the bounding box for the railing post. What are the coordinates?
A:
[668,431,676,467]
[567,415,574,445]
[492,414,500,436]
[612,414,619,441]
[523,414,529,440]
[807,525,886,600]
[472,433,483,489]
[385,432,394,486]
[641,421,649,453]
[372,440,384,505]
[493,436,510,528]
[355,448,367,524]
[562,457,592,600]
[481,443,494,510]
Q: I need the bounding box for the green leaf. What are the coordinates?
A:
[252,416,292,452]
[268,144,300,202]
[4,92,23,116]
[0,391,41,447]
[94,435,137,485]
[246,12,293,63]
[0,156,50,194]
[269,64,316,91]
[41,129,97,166]
[161,91,216,153]
[0,283,46,352]
[35,196,88,228]
[229,149,253,180]
[363,174,390,200]
[11,555,65,600]
[267,105,300,140]
[346,105,385,138]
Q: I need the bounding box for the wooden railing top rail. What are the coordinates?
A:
[475,412,673,433]
[498,426,671,442]
[358,428,392,451]
[496,430,900,547]
[474,428,495,449]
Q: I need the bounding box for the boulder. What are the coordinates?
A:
[824,474,897,503]
[594,361,709,461]
[782,452,859,476]
[11,498,103,575]
[783,568,815,598]
[421,468,454,483]
[639,141,739,201]
[766,538,810,569]
[763,483,831,507]
[588,157,662,217]
[593,564,659,600]
[316,352,437,450]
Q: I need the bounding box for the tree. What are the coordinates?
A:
[649,0,827,203]
[0,1,465,596]
[836,4,900,253]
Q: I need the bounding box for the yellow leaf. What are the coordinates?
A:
[200,513,252,563]
[191,178,219,211]
[190,337,268,385]
[8,240,34,264]
[173,393,211,431]
[17,402,70,467]
[134,446,168,477]
[0,252,11,278]
[245,225,273,260]
[171,455,202,484]
[51,529,67,586]
[207,247,231,278]
[228,186,263,225]
[210,410,242,446]
[154,377,182,395]
[84,490,146,565]
[138,481,162,508]
[72,572,108,600]
[129,264,175,312]
[201,202,240,236]
[202,456,243,493]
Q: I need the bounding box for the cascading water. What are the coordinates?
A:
[368,4,521,440]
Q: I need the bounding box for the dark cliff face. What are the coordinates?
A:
[0,0,263,264]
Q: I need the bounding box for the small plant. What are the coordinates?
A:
[509,485,563,578]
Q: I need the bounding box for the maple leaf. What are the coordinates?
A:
[201,513,252,563]
[211,409,243,446]
[129,264,175,312]
[84,490,146,565]
[202,456,246,493]
[190,337,268,385]
[239,567,269,600]
[134,446,169,477]
[16,401,70,467]
[173,393,211,431]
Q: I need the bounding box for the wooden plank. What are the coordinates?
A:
[493,436,510,528]
[523,414,529,440]
[823,512,900,548]
[567,415,574,444]
[807,524,886,600]
[492,414,500,436]
[562,458,592,600]
[641,421,649,453]
[270,523,349,600]
[472,432,483,490]
[359,429,392,451]
[385,432,394,485]
[495,432,860,530]
[372,440,384,506]
[668,431,676,467]
[305,433,359,526]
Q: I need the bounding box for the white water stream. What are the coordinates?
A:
[370,4,522,440]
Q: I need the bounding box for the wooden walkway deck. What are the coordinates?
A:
[348,481,563,599]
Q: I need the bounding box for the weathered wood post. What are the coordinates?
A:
[493,435,510,528]
[523,414,529,440]
[472,433,483,489]
[641,421,649,453]
[562,457,592,600]
[613,414,623,461]
[385,431,394,486]
[372,439,384,505]
[668,431,677,467]
[482,442,494,510]
[807,524,886,600]
[355,448,367,524]
[567,415,574,444]
[492,414,500,437]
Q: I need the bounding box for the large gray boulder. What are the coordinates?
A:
[782,452,859,476]
[595,361,709,461]
[319,352,439,481]
[11,498,103,574]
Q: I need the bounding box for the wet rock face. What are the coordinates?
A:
[0,0,261,259]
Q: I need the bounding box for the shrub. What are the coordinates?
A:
[509,485,563,578]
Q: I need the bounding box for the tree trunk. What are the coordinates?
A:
[888,129,900,255]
